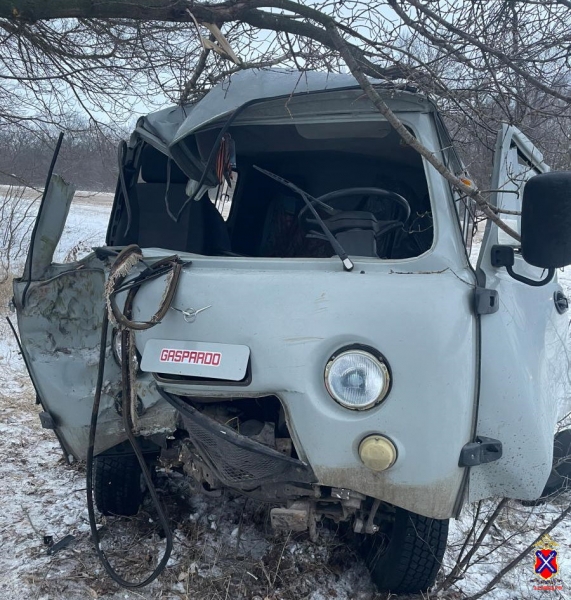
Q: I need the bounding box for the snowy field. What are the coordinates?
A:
[1,190,570,599]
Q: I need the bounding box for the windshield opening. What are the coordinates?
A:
[108,119,433,261]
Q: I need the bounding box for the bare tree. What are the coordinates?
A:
[0,1,569,233]
[1,1,571,596]
[0,184,40,282]
[0,116,123,190]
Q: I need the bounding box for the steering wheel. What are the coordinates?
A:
[298,187,411,238]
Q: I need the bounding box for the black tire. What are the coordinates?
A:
[361,506,448,594]
[542,429,571,498]
[523,429,571,506]
[94,453,144,516]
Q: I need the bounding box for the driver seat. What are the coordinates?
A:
[259,196,400,259]
[258,194,329,258]
[306,211,403,258]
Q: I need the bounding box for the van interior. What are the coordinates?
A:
[107,119,433,260]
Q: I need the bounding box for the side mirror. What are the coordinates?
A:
[521,171,571,268]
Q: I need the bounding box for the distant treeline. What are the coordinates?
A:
[1,108,569,194]
[0,120,126,192]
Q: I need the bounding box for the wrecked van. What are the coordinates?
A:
[12,70,571,593]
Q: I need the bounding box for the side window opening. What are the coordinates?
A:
[495,143,540,246]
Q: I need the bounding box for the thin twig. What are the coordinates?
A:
[438,498,509,591]
[272,531,291,587]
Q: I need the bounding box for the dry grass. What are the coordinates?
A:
[0,273,14,312]
[14,472,387,600]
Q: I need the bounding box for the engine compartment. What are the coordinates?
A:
[156,392,384,536]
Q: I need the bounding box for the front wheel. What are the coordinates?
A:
[94,453,144,516]
[361,505,448,594]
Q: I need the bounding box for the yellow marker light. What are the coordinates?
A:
[359,435,397,472]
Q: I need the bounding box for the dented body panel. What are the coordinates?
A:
[13,257,177,459]
[24,175,75,281]
[132,252,477,519]
[12,71,571,525]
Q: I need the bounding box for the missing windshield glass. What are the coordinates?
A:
[107,94,433,261]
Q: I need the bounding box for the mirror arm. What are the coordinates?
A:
[505,264,555,287]
[491,245,555,287]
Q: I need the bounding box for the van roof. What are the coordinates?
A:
[135,69,433,155]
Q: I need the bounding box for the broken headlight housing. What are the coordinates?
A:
[325,348,390,410]
[112,328,142,370]
[112,328,123,365]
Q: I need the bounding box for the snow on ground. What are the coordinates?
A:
[0,195,570,599]
[0,192,379,600]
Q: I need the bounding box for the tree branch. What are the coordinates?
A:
[400,0,571,104]
[325,24,521,242]
[0,0,410,80]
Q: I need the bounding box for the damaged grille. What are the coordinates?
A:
[176,401,315,489]
[188,421,287,484]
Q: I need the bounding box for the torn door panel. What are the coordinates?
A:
[24,174,75,281]
[13,181,178,459]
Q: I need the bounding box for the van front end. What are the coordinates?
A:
[128,251,478,522]
[16,70,534,594]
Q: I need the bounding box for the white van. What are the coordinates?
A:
[13,70,571,593]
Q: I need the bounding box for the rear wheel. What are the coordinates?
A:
[94,453,144,516]
[522,429,571,505]
[361,505,448,594]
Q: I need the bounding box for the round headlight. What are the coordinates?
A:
[325,349,390,410]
